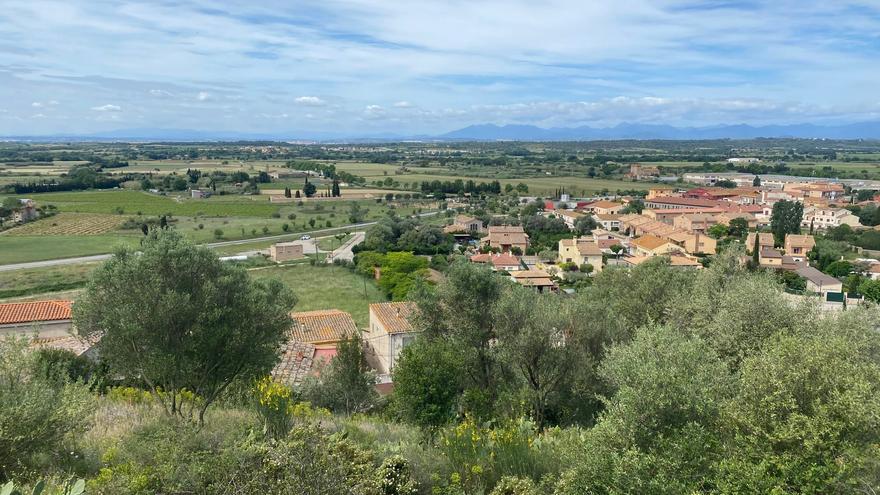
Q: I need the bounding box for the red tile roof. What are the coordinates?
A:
[272,341,316,387]
[0,300,72,325]
[290,309,358,344]
[370,302,417,334]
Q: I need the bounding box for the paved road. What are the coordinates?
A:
[0,211,437,272]
[325,231,366,263]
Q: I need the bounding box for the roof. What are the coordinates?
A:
[597,238,625,249]
[631,234,672,251]
[0,300,72,325]
[30,335,97,356]
[760,247,783,259]
[455,215,479,224]
[370,302,417,334]
[588,200,623,209]
[796,266,842,287]
[487,225,529,246]
[576,240,602,256]
[595,213,621,221]
[272,341,317,387]
[290,309,358,344]
[490,253,522,268]
[510,269,555,287]
[785,234,816,248]
[646,196,721,207]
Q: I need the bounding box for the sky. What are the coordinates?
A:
[1,0,880,136]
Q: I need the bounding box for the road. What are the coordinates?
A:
[325,231,366,263]
[0,211,439,272]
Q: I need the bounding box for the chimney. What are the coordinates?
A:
[395,306,401,317]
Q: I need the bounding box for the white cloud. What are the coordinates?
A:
[91,104,121,112]
[149,89,173,97]
[196,91,210,101]
[31,102,43,108]
[295,96,326,106]
[393,101,412,108]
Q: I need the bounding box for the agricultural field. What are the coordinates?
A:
[250,264,386,328]
[2,213,124,236]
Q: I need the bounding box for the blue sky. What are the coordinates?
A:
[1,0,880,136]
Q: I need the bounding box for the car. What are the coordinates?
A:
[300,235,311,240]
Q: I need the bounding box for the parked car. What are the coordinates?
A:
[300,234,311,240]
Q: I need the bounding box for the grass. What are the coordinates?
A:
[2,213,124,236]
[384,173,654,195]
[25,190,281,217]
[250,264,386,328]
[0,263,99,299]
[318,234,353,251]
[0,234,139,264]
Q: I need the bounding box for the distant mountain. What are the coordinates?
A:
[438,121,880,141]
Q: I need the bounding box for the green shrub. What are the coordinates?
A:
[0,338,95,480]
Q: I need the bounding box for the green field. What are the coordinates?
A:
[0,262,99,299]
[0,235,138,264]
[250,264,385,328]
[21,190,281,217]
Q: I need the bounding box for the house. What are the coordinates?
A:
[365,302,419,375]
[673,213,718,234]
[593,213,622,231]
[191,189,211,199]
[444,215,485,234]
[485,226,529,253]
[759,247,784,268]
[12,199,39,223]
[509,269,557,293]
[558,238,604,272]
[796,266,843,295]
[582,200,625,215]
[715,212,758,229]
[269,242,305,262]
[643,207,724,224]
[784,234,816,260]
[665,231,716,255]
[801,207,861,230]
[470,253,522,271]
[557,209,586,229]
[290,309,358,349]
[643,196,721,210]
[746,232,775,253]
[630,235,684,257]
[0,300,73,339]
[30,335,99,359]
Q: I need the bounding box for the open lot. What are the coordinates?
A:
[249,264,385,328]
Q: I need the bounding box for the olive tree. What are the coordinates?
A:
[74,229,295,423]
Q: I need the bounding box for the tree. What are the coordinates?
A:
[573,215,597,236]
[303,178,317,198]
[494,288,577,428]
[770,200,803,246]
[159,215,168,229]
[707,223,729,239]
[824,260,852,278]
[753,175,761,187]
[752,232,760,267]
[284,187,292,198]
[727,217,748,238]
[515,183,529,194]
[392,339,462,432]
[73,230,296,423]
[303,335,377,415]
[213,228,223,239]
[411,262,507,417]
[621,199,644,214]
[331,178,341,197]
[295,189,301,198]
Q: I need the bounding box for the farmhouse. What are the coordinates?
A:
[365,302,419,375]
[0,300,74,339]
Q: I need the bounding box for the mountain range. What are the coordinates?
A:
[6,121,880,142]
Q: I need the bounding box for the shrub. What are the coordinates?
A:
[0,338,95,480]
[375,455,419,495]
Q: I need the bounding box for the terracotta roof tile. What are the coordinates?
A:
[370,302,417,334]
[0,300,72,325]
[272,341,316,387]
[290,309,358,344]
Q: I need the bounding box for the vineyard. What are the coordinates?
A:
[2,213,125,236]
[25,190,281,217]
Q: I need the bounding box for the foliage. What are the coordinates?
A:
[0,338,95,481]
[73,229,296,423]
[302,335,378,415]
[392,340,463,431]
[375,252,430,300]
[375,455,419,495]
[0,479,85,495]
[770,200,803,246]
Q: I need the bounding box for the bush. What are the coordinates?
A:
[0,338,95,480]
